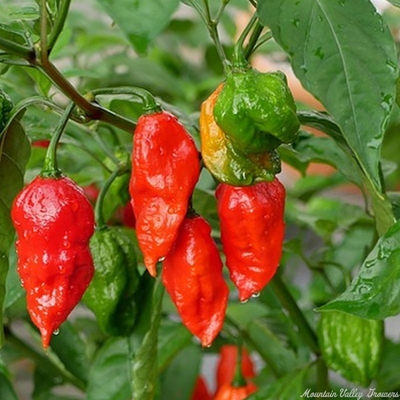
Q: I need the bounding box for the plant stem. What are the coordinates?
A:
[38,61,136,133]
[40,0,49,64]
[224,315,282,379]
[270,274,320,355]
[232,340,247,387]
[5,328,86,391]
[41,102,75,177]
[250,31,273,54]
[0,37,34,60]
[48,0,72,52]
[244,21,264,60]
[0,1,136,135]
[214,0,230,25]
[94,167,127,228]
[201,0,228,67]
[316,357,329,391]
[89,86,160,114]
[232,13,259,68]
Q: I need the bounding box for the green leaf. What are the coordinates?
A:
[159,345,201,400]
[0,357,18,400]
[131,277,164,400]
[86,275,164,400]
[4,243,24,309]
[25,69,52,97]
[0,109,30,346]
[289,173,345,201]
[293,197,367,242]
[0,23,29,46]
[319,219,400,319]
[247,366,310,400]
[86,337,132,400]
[247,320,300,377]
[376,339,400,391]
[293,132,363,187]
[96,0,180,54]
[49,320,91,384]
[387,0,400,7]
[157,320,193,373]
[317,311,383,387]
[258,0,398,192]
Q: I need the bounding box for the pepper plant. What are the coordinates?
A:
[1,0,400,399]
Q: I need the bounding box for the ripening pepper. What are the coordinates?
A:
[213,67,299,153]
[216,345,256,391]
[191,376,212,400]
[130,111,201,277]
[83,226,140,336]
[162,215,229,347]
[32,140,51,148]
[216,178,285,301]
[11,176,95,348]
[214,382,257,400]
[200,84,281,186]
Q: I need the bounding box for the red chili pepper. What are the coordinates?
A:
[130,111,200,277]
[82,183,100,205]
[216,345,256,391]
[162,215,229,347]
[191,376,212,400]
[11,176,95,348]
[216,178,285,301]
[214,382,257,400]
[32,139,51,148]
[121,202,136,228]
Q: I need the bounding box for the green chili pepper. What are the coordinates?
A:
[83,226,140,336]
[213,66,299,154]
[318,310,383,387]
[200,84,281,186]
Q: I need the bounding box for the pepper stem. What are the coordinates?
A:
[88,87,161,115]
[94,165,128,229]
[232,13,259,70]
[41,102,75,178]
[232,341,247,387]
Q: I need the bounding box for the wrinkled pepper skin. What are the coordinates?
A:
[83,226,140,336]
[214,383,257,400]
[130,111,201,277]
[200,84,281,186]
[162,216,229,347]
[216,179,285,301]
[213,68,299,153]
[216,345,256,391]
[11,176,95,348]
[191,376,212,400]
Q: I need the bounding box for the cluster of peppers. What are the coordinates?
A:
[129,59,298,347]
[10,57,298,361]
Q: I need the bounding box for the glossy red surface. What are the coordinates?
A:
[216,178,285,301]
[130,111,200,276]
[12,176,95,348]
[162,216,228,347]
